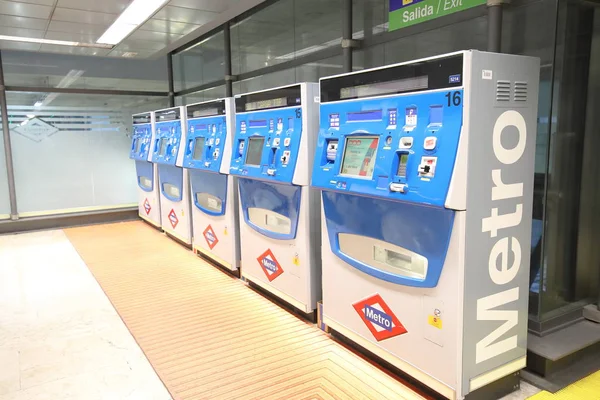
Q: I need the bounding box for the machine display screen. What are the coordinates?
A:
[249,120,268,128]
[245,97,287,112]
[192,137,205,160]
[340,136,379,178]
[159,138,168,156]
[245,137,265,166]
[340,76,428,100]
[347,110,383,122]
[397,153,409,177]
[134,139,142,153]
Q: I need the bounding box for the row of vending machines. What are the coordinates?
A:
[129,51,539,400]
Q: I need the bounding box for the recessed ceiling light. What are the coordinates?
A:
[0,35,113,48]
[97,0,169,45]
[34,101,43,107]
[121,52,138,58]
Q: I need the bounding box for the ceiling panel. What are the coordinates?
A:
[0,14,48,30]
[39,43,112,56]
[0,0,261,59]
[139,18,200,35]
[114,39,168,51]
[0,41,41,51]
[44,30,100,43]
[13,0,55,6]
[47,20,109,34]
[0,27,45,38]
[56,0,131,14]
[153,6,218,25]
[52,7,118,25]
[0,0,53,19]
[128,29,183,43]
[167,0,233,13]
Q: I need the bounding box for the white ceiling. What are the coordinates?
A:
[0,0,242,58]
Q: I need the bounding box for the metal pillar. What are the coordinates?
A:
[487,0,508,52]
[224,22,233,98]
[0,51,18,220]
[167,53,175,107]
[342,0,353,73]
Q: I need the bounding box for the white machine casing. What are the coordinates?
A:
[189,98,241,272]
[154,106,193,245]
[317,51,540,399]
[132,111,162,228]
[235,83,322,313]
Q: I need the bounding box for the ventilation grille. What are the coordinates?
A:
[496,80,511,101]
[514,81,528,102]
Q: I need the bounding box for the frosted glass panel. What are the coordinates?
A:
[7,92,168,215]
[0,129,9,219]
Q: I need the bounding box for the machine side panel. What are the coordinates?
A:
[461,52,540,394]
[293,83,319,186]
[221,98,236,174]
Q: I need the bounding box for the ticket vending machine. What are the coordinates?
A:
[130,112,161,228]
[183,99,240,272]
[311,51,539,399]
[152,107,192,245]
[230,83,321,313]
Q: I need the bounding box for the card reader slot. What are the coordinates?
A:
[195,192,223,214]
[338,233,428,280]
[247,207,292,235]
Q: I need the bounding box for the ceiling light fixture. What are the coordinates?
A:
[97,0,169,45]
[0,35,113,48]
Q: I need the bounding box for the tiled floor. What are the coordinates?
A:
[0,226,541,400]
[0,230,171,400]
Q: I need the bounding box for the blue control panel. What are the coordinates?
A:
[130,122,152,161]
[311,90,463,207]
[153,120,183,166]
[183,116,227,172]
[229,108,303,184]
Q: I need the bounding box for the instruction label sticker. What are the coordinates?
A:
[428,315,443,329]
[353,294,407,341]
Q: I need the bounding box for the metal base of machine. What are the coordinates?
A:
[246,280,317,323]
[164,231,192,250]
[139,216,162,232]
[464,372,520,400]
[195,248,240,279]
[583,304,600,323]
[328,328,447,399]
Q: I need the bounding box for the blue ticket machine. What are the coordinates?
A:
[311,51,539,398]
[230,83,321,313]
[151,107,192,245]
[131,112,161,228]
[183,99,240,272]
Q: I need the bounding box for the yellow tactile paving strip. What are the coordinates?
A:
[529,369,600,400]
[65,221,428,400]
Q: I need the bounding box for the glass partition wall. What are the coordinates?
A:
[170,0,600,334]
[0,51,169,220]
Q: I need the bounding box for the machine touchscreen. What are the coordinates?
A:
[192,137,205,161]
[340,136,379,178]
[158,138,168,156]
[245,137,265,166]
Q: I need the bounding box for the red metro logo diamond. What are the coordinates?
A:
[203,225,219,250]
[168,209,179,229]
[353,294,407,341]
[143,198,151,215]
[257,249,284,282]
